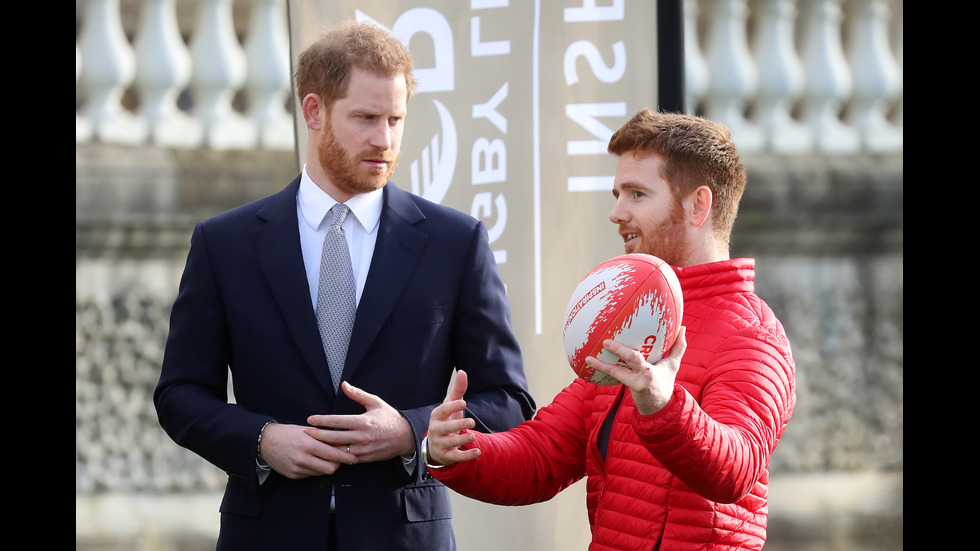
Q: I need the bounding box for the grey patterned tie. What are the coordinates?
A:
[315,203,356,391]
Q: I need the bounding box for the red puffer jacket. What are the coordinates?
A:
[432,258,796,550]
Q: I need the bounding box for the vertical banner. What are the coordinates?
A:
[289,2,662,549]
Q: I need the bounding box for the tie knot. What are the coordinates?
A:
[329,203,351,228]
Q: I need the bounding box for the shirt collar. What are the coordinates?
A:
[298,165,384,234]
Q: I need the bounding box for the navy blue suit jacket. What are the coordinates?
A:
[154,177,535,550]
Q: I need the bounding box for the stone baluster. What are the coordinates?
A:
[704,0,764,152]
[752,0,813,152]
[72,0,902,156]
[134,0,202,147]
[190,0,256,149]
[683,0,710,115]
[244,0,294,151]
[77,0,144,144]
[77,43,93,142]
[844,0,902,152]
[892,1,902,129]
[799,0,860,153]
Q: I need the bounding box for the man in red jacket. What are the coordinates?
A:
[425,109,797,550]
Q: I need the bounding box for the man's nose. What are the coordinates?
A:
[609,198,628,224]
[369,121,393,150]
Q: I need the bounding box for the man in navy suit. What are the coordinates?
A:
[154,21,535,551]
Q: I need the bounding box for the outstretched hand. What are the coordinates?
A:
[426,370,480,467]
[585,326,687,416]
[305,381,415,463]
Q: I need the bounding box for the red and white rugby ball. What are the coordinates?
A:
[562,254,683,385]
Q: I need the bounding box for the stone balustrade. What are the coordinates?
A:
[76,0,903,155]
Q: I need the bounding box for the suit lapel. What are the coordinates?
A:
[343,185,427,381]
[253,177,337,397]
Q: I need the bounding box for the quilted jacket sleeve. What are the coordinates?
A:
[430,379,591,506]
[633,319,796,504]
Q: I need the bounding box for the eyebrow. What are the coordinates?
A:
[613,181,645,194]
[349,107,407,119]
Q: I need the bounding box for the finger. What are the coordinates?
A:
[430,398,467,425]
[307,414,356,431]
[305,452,350,473]
[303,428,359,463]
[651,326,687,377]
[303,421,366,455]
[304,424,346,443]
[586,339,650,384]
[432,432,481,466]
[445,370,469,403]
[272,436,353,479]
[429,431,476,452]
[325,443,358,465]
[586,354,631,384]
[299,454,347,476]
[438,417,476,436]
[665,326,687,362]
[340,381,383,409]
[443,447,481,463]
[602,339,645,365]
[277,463,327,480]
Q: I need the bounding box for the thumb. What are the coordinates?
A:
[445,370,469,403]
[660,326,687,374]
[669,326,687,360]
[342,381,382,410]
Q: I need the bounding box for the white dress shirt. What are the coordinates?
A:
[297,165,383,312]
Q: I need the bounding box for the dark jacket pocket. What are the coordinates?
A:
[403,481,453,522]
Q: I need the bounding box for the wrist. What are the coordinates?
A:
[256,418,277,467]
[420,435,446,469]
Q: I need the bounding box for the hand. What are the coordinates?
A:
[586,326,687,416]
[306,381,415,463]
[426,370,480,466]
[258,422,357,479]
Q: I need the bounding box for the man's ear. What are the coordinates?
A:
[302,93,326,131]
[689,185,713,227]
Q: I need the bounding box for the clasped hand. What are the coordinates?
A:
[259,381,414,479]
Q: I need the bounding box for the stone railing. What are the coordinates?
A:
[75,0,903,155]
[76,0,294,151]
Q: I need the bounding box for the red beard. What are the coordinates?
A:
[317,124,398,197]
[629,203,687,266]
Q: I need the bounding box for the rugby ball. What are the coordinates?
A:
[562,254,683,385]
